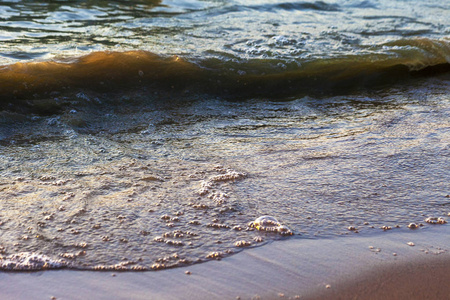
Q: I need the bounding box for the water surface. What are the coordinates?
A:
[0,0,449,271]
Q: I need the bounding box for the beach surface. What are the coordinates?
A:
[1,224,448,300]
[0,1,449,299]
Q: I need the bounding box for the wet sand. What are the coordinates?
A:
[0,225,448,300]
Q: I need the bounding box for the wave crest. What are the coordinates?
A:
[0,38,448,105]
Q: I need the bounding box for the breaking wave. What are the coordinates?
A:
[0,38,448,109]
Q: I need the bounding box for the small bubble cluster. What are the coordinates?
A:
[0,252,67,271]
[197,167,246,204]
[425,217,447,225]
[248,216,293,236]
[234,240,252,247]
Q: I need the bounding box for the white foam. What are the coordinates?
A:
[0,252,67,271]
[197,168,246,201]
[209,169,246,183]
[248,216,293,236]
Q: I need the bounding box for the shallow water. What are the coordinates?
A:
[0,0,449,271]
[1,76,449,270]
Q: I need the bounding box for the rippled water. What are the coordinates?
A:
[0,0,449,271]
[1,0,449,64]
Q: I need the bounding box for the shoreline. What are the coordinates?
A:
[0,225,448,299]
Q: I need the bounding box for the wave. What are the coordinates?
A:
[0,38,448,107]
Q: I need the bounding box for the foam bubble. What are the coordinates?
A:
[197,168,246,204]
[425,217,447,224]
[248,216,293,236]
[209,169,246,183]
[0,252,68,271]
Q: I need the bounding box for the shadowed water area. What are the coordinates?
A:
[0,0,449,271]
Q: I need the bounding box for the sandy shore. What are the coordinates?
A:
[0,225,448,300]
